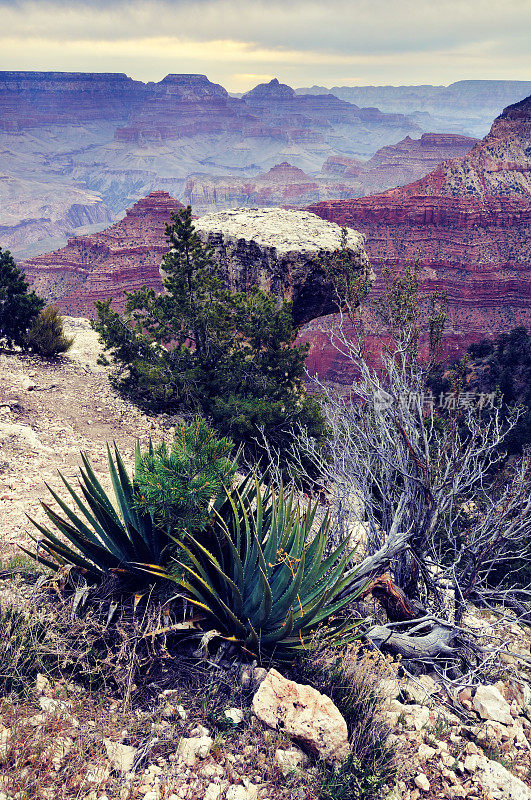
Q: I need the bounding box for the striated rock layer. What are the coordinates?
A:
[184,133,478,214]
[304,95,531,381]
[21,192,184,316]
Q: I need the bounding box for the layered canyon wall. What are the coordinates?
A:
[303,96,531,381]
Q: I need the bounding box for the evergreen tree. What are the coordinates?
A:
[0,247,45,348]
[92,206,326,465]
[134,418,236,537]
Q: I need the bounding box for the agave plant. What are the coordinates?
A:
[144,479,361,661]
[22,443,167,583]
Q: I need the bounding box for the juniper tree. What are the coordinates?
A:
[0,247,45,348]
[93,206,326,466]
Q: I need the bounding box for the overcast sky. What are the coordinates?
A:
[0,0,529,92]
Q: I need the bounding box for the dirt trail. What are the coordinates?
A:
[0,317,167,562]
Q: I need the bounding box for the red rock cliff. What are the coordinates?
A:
[21,192,184,317]
[304,96,531,381]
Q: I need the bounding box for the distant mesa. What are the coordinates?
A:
[243,78,295,100]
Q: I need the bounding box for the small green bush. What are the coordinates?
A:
[0,246,45,348]
[25,305,74,357]
[134,418,237,539]
[24,422,238,587]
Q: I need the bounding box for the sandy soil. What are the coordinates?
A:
[0,317,167,563]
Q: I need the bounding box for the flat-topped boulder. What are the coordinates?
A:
[194,208,371,325]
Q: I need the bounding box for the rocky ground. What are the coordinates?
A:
[1,318,531,800]
[0,316,168,565]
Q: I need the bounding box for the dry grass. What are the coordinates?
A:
[0,587,324,800]
[292,638,398,800]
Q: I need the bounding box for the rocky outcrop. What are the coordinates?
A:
[252,669,350,764]
[304,95,531,379]
[193,207,370,326]
[183,135,477,214]
[21,192,185,316]
[321,133,478,196]
[21,202,370,326]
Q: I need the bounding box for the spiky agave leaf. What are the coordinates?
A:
[23,444,168,582]
[141,479,362,661]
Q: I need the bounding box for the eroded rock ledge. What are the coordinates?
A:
[194,208,371,326]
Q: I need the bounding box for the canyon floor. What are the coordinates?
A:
[0,316,168,565]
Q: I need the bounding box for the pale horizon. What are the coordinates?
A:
[0,0,529,93]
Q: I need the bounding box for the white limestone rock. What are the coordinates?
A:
[252,668,350,764]
[473,685,514,725]
[192,208,371,326]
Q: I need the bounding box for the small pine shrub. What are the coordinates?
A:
[0,246,45,348]
[134,418,237,538]
[25,306,74,357]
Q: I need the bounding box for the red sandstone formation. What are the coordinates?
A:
[184,162,332,212]
[184,134,478,214]
[303,96,531,380]
[21,192,184,317]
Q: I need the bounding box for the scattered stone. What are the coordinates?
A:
[275,746,309,776]
[402,675,439,705]
[176,735,213,767]
[417,743,436,760]
[103,739,138,774]
[225,784,258,800]
[414,773,430,792]
[475,754,531,800]
[0,728,11,758]
[204,785,223,800]
[225,707,244,724]
[38,696,78,725]
[473,685,514,725]
[252,668,350,764]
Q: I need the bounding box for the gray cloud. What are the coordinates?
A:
[0,0,529,90]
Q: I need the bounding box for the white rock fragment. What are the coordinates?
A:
[35,673,52,697]
[275,746,309,776]
[252,668,349,764]
[39,696,78,725]
[176,735,213,767]
[103,739,138,774]
[203,784,224,800]
[414,773,430,792]
[473,685,514,725]
[225,707,244,724]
